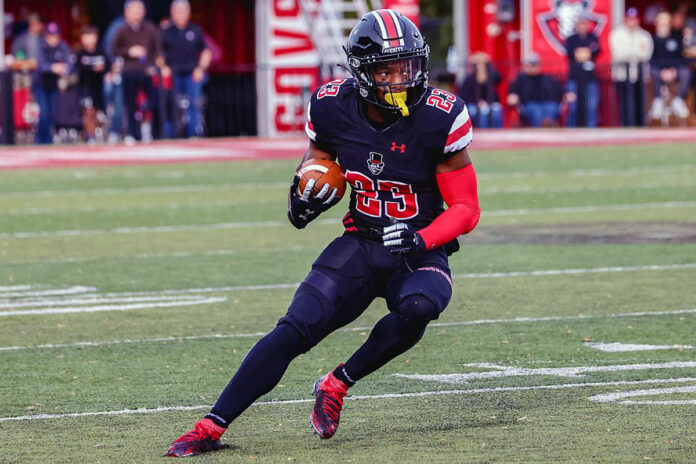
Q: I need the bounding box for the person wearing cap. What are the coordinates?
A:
[506,55,563,127]
[565,13,601,127]
[458,52,503,129]
[160,0,211,138]
[610,8,653,126]
[35,22,73,144]
[649,11,690,120]
[112,0,163,143]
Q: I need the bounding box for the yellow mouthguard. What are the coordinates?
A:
[384,91,410,116]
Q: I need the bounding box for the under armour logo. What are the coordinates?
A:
[299,210,315,221]
[391,143,406,153]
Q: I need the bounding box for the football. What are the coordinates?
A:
[297,158,346,200]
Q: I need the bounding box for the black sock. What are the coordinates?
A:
[332,364,356,387]
[207,323,309,426]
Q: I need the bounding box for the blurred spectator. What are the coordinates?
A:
[506,54,563,127]
[75,26,110,143]
[682,13,696,114]
[458,52,502,129]
[161,0,212,137]
[650,11,690,120]
[36,22,73,144]
[102,14,126,143]
[10,13,43,66]
[113,0,163,144]
[565,14,600,127]
[610,8,653,126]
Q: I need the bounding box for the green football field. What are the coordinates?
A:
[1,143,695,463]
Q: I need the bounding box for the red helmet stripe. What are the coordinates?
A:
[377,9,400,47]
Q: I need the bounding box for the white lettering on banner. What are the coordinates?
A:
[257,0,320,136]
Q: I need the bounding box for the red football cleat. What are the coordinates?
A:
[166,418,225,457]
[310,371,349,439]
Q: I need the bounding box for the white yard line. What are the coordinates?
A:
[2,306,695,352]
[0,297,226,317]
[4,182,696,217]
[583,342,694,352]
[0,332,267,352]
[588,385,696,404]
[0,295,219,310]
[484,201,696,216]
[451,263,696,279]
[3,247,306,266]
[0,285,36,292]
[100,263,695,297]
[0,286,96,298]
[2,164,694,200]
[393,361,696,383]
[1,377,694,422]
[3,201,696,239]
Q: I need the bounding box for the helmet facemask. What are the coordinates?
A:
[347,48,429,117]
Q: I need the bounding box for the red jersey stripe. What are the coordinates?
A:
[445,119,472,146]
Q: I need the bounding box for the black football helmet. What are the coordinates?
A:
[344,9,429,116]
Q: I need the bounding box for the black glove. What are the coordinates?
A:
[381,222,426,255]
[287,176,339,229]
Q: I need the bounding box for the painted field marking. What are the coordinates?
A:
[584,342,694,352]
[2,246,306,266]
[96,263,695,297]
[0,332,268,352]
[393,361,696,384]
[588,385,696,404]
[5,182,696,217]
[0,286,96,298]
[2,307,695,352]
[2,164,695,200]
[1,377,694,422]
[0,285,36,293]
[0,294,220,310]
[0,296,226,317]
[3,201,696,239]
[484,201,696,217]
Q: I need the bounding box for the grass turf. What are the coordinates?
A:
[0,143,695,463]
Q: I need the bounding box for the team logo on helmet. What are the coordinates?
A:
[367,152,385,175]
[537,0,606,55]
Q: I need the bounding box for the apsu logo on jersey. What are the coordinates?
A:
[367,152,385,175]
[537,0,606,55]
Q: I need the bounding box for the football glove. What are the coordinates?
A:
[382,222,426,255]
[287,175,339,229]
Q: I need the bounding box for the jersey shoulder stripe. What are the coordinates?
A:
[444,106,473,153]
[305,101,317,141]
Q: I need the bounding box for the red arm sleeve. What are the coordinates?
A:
[417,163,481,250]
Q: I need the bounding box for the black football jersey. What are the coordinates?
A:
[306,78,473,232]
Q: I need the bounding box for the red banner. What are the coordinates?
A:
[382,0,420,27]
[523,0,614,74]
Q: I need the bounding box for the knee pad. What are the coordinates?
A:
[273,320,313,355]
[395,295,439,332]
[278,279,336,348]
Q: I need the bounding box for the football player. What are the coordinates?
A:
[167,9,480,457]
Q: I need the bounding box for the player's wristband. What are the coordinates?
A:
[418,164,480,250]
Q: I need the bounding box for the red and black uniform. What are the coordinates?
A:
[307,79,473,243]
[197,9,480,440]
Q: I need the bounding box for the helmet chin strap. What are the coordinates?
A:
[384,91,410,116]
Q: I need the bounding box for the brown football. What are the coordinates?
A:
[297,158,346,200]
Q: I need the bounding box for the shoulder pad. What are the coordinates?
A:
[420,88,472,153]
[305,79,354,143]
